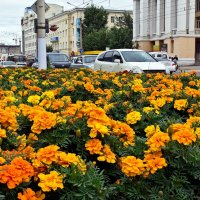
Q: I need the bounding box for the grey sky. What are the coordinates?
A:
[0,0,132,45]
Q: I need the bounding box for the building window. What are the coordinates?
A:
[196,17,200,28]
[111,16,115,23]
[196,0,200,11]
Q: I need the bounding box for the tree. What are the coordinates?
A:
[107,12,133,49]
[115,12,133,30]
[83,29,109,51]
[108,27,133,49]
[82,5,108,36]
[46,45,53,52]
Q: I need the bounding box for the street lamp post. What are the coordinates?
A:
[36,0,47,70]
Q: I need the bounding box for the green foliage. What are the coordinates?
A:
[82,5,108,36]
[46,45,53,52]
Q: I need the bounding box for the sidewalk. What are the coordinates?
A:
[179,65,200,71]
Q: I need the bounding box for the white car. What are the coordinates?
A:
[0,61,17,68]
[94,49,170,74]
[149,52,178,74]
[70,55,97,69]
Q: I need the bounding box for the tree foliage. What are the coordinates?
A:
[82,29,109,51]
[82,5,108,36]
[46,45,53,52]
[82,9,133,50]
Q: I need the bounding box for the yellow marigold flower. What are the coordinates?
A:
[172,128,196,145]
[0,128,6,138]
[0,157,6,165]
[85,139,103,155]
[39,99,52,109]
[150,98,166,110]
[57,152,86,173]
[146,131,170,152]
[97,144,116,163]
[174,99,188,111]
[27,95,41,105]
[144,153,167,175]
[126,111,142,125]
[36,145,60,165]
[38,171,64,192]
[145,125,160,138]
[120,156,144,177]
[89,123,110,138]
[143,107,154,114]
[41,91,55,99]
[18,188,45,200]
[131,84,145,93]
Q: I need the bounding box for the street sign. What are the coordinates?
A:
[31,1,49,13]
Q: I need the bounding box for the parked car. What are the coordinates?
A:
[47,53,71,68]
[32,53,71,69]
[70,55,97,69]
[0,61,17,68]
[94,49,170,74]
[149,52,178,74]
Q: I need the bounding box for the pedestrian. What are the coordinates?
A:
[172,55,178,64]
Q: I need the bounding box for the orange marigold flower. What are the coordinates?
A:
[36,145,59,165]
[38,171,64,192]
[85,139,103,155]
[172,128,196,145]
[31,110,57,134]
[0,157,34,189]
[144,153,167,175]
[126,111,142,125]
[146,131,170,152]
[97,144,116,163]
[120,156,144,177]
[18,188,45,200]
[174,99,188,111]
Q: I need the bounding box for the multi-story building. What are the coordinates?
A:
[133,0,200,65]
[46,8,132,56]
[21,4,64,57]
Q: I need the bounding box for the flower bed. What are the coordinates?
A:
[0,68,200,199]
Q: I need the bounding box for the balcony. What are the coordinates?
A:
[171,29,177,35]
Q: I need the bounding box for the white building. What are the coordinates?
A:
[21,4,63,57]
[133,0,200,65]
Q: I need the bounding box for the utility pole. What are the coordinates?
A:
[36,0,47,70]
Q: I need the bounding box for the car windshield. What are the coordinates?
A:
[121,51,157,62]
[48,54,69,62]
[4,61,16,65]
[83,56,97,63]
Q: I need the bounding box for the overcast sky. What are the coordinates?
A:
[0,0,132,45]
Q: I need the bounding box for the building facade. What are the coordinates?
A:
[133,0,200,65]
[0,45,21,60]
[46,8,132,56]
[21,4,64,57]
